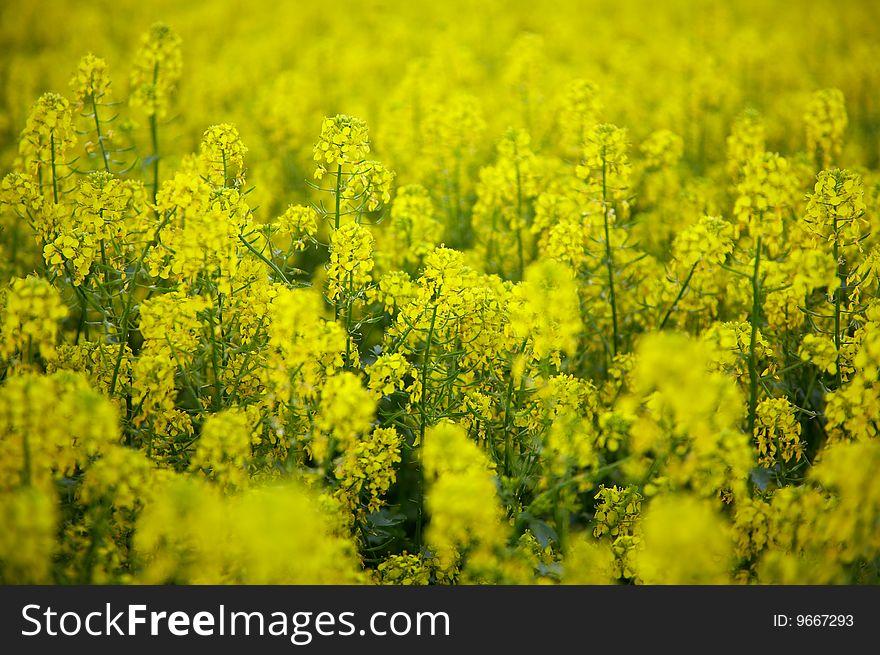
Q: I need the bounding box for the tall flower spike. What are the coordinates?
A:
[69,53,111,105]
[129,22,183,119]
[198,123,248,187]
[313,114,370,179]
[577,123,631,198]
[804,88,847,170]
[18,93,76,180]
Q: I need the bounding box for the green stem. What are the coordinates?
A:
[150,113,159,205]
[80,505,108,585]
[832,216,844,389]
[50,133,59,204]
[344,270,354,368]
[658,260,699,330]
[238,233,291,285]
[555,486,568,552]
[150,63,160,205]
[747,236,763,437]
[419,304,439,445]
[108,212,172,397]
[525,459,628,514]
[453,156,464,246]
[515,156,524,281]
[414,304,437,552]
[90,93,111,173]
[601,157,619,356]
[208,305,223,411]
[334,164,343,321]
[21,433,32,487]
[502,371,517,477]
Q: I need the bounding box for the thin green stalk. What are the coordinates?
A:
[334,164,343,320]
[601,157,619,356]
[414,306,445,546]
[150,62,160,205]
[747,236,763,437]
[525,459,628,514]
[502,372,516,478]
[515,157,524,281]
[50,133,59,204]
[238,233,290,284]
[90,93,111,173]
[108,212,172,397]
[21,433,32,487]
[453,156,463,246]
[832,215,844,389]
[80,505,108,584]
[658,260,699,330]
[150,113,159,205]
[554,486,568,552]
[73,284,90,344]
[419,304,439,445]
[9,224,18,274]
[344,270,354,368]
[207,306,223,412]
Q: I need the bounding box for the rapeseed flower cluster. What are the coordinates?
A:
[1,0,879,586]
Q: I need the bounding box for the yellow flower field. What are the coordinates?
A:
[1,0,879,584]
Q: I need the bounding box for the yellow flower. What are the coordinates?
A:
[0,276,67,362]
[509,259,582,364]
[313,372,376,462]
[422,420,506,574]
[0,486,57,583]
[640,129,683,170]
[69,53,111,105]
[335,426,402,516]
[577,123,631,198]
[190,408,257,491]
[804,88,847,169]
[326,221,374,302]
[753,397,803,467]
[636,494,734,584]
[312,114,370,177]
[129,22,182,118]
[198,124,248,187]
[18,92,76,179]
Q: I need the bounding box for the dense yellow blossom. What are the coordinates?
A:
[376,552,433,585]
[0,276,67,363]
[335,426,402,517]
[509,260,582,364]
[0,486,57,583]
[636,494,735,584]
[422,421,506,575]
[326,221,374,302]
[274,204,318,251]
[1,0,879,587]
[313,114,370,177]
[135,478,364,584]
[190,408,257,491]
[804,88,848,169]
[577,123,631,200]
[0,371,119,493]
[198,124,248,187]
[804,168,867,247]
[753,397,803,467]
[313,372,376,463]
[18,92,76,185]
[129,22,182,118]
[726,109,765,178]
[70,53,111,105]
